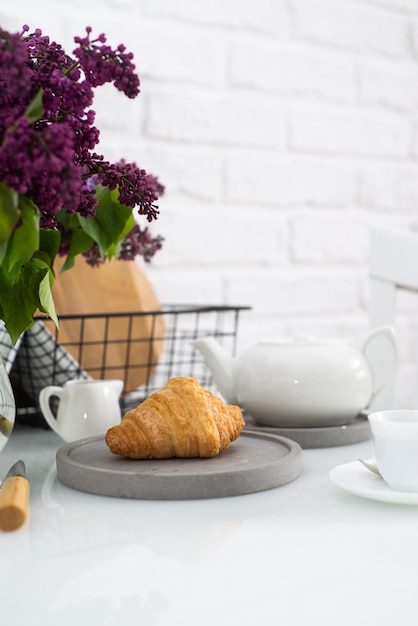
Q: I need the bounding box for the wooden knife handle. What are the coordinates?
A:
[0,476,30,532]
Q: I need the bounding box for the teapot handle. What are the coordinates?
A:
[361,325,399,410]
[39,386,65,436]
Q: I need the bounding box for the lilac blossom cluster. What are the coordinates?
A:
[85,225,164,267]
[0,24,164,261]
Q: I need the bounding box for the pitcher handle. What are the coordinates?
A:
[362,325,399,410]
[39,386,65,436]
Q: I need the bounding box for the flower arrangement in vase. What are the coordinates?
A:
[0,24,164,344]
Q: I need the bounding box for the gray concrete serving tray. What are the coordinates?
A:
[244,414,371,449]
[55,430,302,500]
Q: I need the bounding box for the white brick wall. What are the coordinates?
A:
[2,0,418,406]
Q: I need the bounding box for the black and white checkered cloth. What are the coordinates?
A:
[0,320,91,403]
[0,322,23,374]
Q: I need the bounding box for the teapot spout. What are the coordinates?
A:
[191,337,238,405]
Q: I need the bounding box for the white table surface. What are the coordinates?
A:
[1,423,418,626]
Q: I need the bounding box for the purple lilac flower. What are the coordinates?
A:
[81,244,102,267]
[119,224,164,262]
[0,117,83,225]
[0,27,33,135]
[0,24,164,258]
[100,161,163,220]
[73,27,140,98]
[81,157,165,223]
[83,224,164,267]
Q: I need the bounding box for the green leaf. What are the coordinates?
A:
[60,228,94,271]
[5,196,39,278]
[0,276,38,345]
[103,210,135,261]
[78,186,133,258]
[56,208,79,231]
[39,228,61,268]
[0,183,20,245]
[55,210,88,271]
[0,257,57,344]
[119,212,136,239]
[37,266,58,327]
[24,88,44,124]
[0,241,8,266]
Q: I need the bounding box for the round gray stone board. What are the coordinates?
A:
[244,414,372,448]
[56,430,302,500]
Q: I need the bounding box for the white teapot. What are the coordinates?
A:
[192,326,398,427]
[39,379,123,442]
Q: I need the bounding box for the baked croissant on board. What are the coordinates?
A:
[105,376,245,459]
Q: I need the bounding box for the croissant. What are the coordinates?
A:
[105,376,245,459]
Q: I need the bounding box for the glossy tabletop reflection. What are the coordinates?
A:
[1,423,417,626]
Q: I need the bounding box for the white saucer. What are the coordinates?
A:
[329,460,418,505]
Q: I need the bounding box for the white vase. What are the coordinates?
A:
[0,357,16,453]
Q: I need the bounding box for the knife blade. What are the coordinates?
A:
[0,460,30,532]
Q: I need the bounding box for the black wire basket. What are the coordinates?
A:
[11,304,250,427]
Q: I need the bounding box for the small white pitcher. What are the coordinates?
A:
[39,379,123,442]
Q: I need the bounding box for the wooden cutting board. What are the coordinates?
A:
[44,256,165,392]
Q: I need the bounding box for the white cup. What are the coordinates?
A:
[368,410,418,492]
